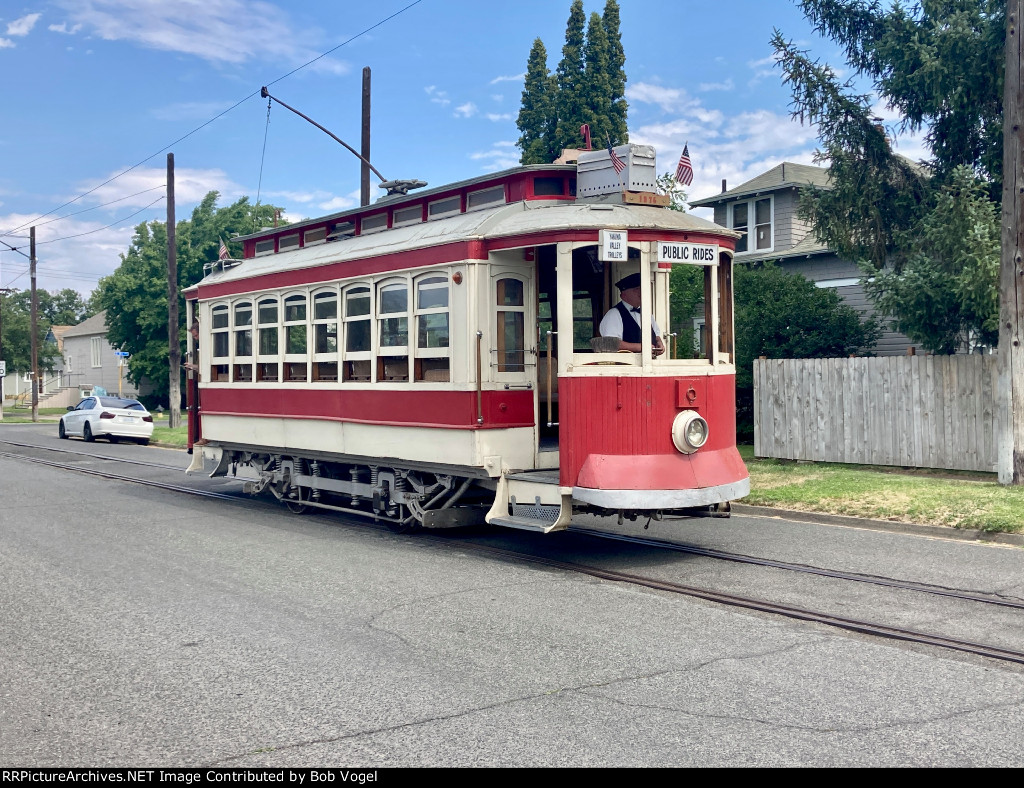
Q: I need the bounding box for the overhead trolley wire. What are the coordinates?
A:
[0,0,426,239]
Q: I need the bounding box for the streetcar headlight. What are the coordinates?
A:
[672,410,709,454]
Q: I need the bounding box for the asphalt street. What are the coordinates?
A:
[2,423,1023,767]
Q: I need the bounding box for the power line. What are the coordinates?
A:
[0,0,426,239]
[33,196,166,246]
[21,185,168,231]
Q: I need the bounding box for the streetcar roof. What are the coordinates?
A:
[191,200,737,290]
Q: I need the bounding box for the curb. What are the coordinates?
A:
[731,503,1024,547]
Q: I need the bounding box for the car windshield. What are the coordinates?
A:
[98,397,145,410]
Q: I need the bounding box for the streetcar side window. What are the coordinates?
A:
[496,277,525,372]
[377,280,409,381]
[312,289,339,381]
[233,301,253,382]
[414,274,450,382]
[257,297,280,382]
[283,293,308,382]
[210,304,229,382]
[343,285,372,382]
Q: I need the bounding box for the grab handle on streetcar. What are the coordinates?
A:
[546,331,558,428]
[476,331,484,425]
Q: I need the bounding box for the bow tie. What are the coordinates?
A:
[630,307,641,313]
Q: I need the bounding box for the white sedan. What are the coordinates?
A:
[59,396,154,445]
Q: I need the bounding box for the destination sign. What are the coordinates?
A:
[657,241,719,265]
[599,229,628,262]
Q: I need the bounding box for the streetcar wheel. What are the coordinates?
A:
[58,421,67,440]
[285,485,311,514]
[83,423,95,442]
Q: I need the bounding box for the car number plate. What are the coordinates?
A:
[115,416,136,424]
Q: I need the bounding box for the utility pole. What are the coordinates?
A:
[0,286,10,422]
[167,153,181,429]
[999,0,1024,485]
[361,66,371,207]
[30,227,38,423]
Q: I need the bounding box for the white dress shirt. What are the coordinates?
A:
[599,300,661,340]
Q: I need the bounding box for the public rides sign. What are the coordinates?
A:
[657,241,719,265]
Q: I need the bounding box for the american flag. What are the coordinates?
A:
[218,237,230,260]
[607,140,626,174]
[675,144,693,186]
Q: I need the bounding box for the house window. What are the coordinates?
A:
[731,196,773,254]
[90,337,102,368]
[254,239,275,257]
[279,234,300,252]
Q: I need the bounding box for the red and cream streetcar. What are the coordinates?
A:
[184,144,748,532]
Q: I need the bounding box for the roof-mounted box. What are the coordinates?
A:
[577,144,658,198]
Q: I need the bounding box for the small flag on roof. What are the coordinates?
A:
[607,139,626,174]
[675,144,693,186]
[218,237,230,260]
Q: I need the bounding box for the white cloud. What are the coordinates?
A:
[0,38,14,48]
[6,13,41,37]
[150,101,234,122]
[469,141,519,172]
[53,0,350,71]
[490,73,524,84]
[698,79,734,92]
[454,102,478,118]
[425,85,450,106]
[73,166,240,209]
[49,22,82,34]
[486,113,512,122]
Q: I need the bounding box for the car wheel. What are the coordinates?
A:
[83,422,95,442]
[137,439,150,446]
[58,420,68,440]
[108,435,119,444]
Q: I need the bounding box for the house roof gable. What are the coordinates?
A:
[61,310,108,339]
[690,162,830,208]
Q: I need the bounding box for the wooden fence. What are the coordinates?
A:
[753,356,998,472]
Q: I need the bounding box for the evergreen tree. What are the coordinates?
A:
[517,39,558,165]
[581,12,613,147]
[773,0,1005,351]
[602,0,628,145]
[554,0,588,154]
[514,0,631,163]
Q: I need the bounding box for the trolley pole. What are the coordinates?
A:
[167,153,181,429]
[30,227,38,423]
[999,0,1024,485]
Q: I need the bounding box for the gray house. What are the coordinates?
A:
[58,310,145,403]
[690,161,920,356]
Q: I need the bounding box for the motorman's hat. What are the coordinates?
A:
[615,273,642,291]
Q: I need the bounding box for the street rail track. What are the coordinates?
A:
[3,436,1023,666]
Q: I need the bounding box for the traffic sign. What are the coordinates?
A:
[115,351,130,358]
[0,360,5,377]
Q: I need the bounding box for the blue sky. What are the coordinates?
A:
[0,0,926,296]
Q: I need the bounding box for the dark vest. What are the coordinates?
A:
[615,301,658,345]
